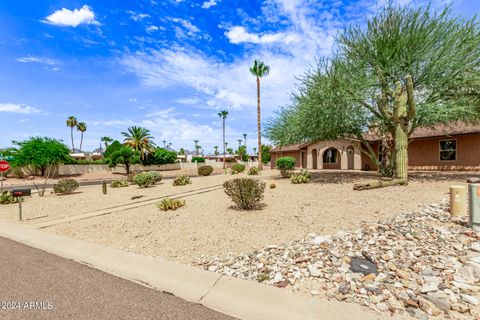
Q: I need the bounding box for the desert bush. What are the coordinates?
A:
[53,178,79,194]
[110,179,129,188]
[192,157,205,163]
[148,171,163,184]
[291,170,311,184]
[157,198,185,211]
[231,163,246,174]
[223,178,266,210]
[270,183,276,189]
[173,175,191,186]
[247,167,260,175]
[276,157,296,177]
[198,165,213,176]
[0,191,18,204]
[133,172,155,188]
[11,167,25,179]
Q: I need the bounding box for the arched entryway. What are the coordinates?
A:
[347,146,355,169]
[311,149,318,169]
[322,147,341,169]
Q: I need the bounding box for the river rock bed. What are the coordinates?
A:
[194,199,480,319]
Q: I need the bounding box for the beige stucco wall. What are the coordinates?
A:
[306,139,362,170]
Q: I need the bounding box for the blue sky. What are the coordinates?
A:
[0,0,478,153]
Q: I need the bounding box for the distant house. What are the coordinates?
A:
[270,123,480,171]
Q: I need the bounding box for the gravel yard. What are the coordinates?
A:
[7,171,469,265]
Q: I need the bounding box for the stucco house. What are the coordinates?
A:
[270,123,480,171]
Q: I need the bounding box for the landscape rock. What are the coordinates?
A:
[194,200,480,318]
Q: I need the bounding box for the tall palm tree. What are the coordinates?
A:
[243,133,247,148]
[101,136,113,150]
[66,116,78,152]
[253,147,257,155]
[121,126,155,160]
[77,122,87,152]
[249,59,270,170]
[193,140,201,156]
[214,146,219,156]
[237,139,242,149]
[163,140,166,148]
[218,110,229,169]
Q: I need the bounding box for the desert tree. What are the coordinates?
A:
[266,4,480,187]
[218,110,229,168]
[66,116,78,152]
[250,60,270,170]
[121,126,155,160]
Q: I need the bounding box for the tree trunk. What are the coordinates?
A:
[222,119,226,169]
[80,133,84,152]
[257,77,263,170]
[353,179,407,191]
[70,127,75,152]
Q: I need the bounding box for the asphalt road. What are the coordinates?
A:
[0,237,235,320]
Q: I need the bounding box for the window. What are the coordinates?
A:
[440,140,456,161]
[323,148,338,164]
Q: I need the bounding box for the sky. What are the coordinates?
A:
[0,0,478,153]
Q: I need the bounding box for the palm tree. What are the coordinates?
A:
[214,146,219,156]
[77,122,87,152]
[121,126,155,160]
[66,116,78,152]
[193,140,201,156]
[253,147,257,155]
[163,140,166,148]
[101,136,113,150]
[249,59,270,170]
[218,110,229,169]
[243,133,247,148]
[237,139,242,149]
[167,142,172,149]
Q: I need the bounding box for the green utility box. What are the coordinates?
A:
[468,184,480,229]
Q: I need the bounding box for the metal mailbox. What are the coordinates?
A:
[11,189,31,197]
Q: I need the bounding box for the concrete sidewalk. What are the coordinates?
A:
[0,221,407,320]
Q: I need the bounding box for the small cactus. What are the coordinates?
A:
[270,183,276,189]
[102,180,107,194]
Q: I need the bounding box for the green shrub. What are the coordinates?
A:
[270,183,276,189]
[110,179,129,188]
[11,167,25,179]
[192,157,205,163]
[276,157,296,177]
[247,167,260,175]
[231,163,246,174]
[143,148,177,165]
[157,198,185,211]
[148,171,163,184]
[173,175,191,186]
[133,172,155,188]
[198,165,213,176]
[0,191,18,204]
[291,170,311,184]
[223,178,266,210]
[53,178,79,194]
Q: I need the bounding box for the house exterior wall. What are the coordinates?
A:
[270,151,305,169]
[306,139,362,170]
[408,133,480,171]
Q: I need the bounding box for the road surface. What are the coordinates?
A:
[0,237,235,320]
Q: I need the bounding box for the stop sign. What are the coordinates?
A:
[0,160,10,172]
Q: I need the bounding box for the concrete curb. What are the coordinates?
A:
[0,221,406,320]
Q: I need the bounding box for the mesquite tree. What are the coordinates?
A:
[266,5,480,182]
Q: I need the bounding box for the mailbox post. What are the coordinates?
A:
[11,189,31,221]
[469,184,480,229]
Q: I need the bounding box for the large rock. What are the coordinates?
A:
[425,292,450,311]
[418,297,442,316]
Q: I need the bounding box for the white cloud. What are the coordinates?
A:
[0,103,41,114]
[16,55,60,70]
[127,11,150,21]
[170,18,200,35]
[92,119,134,127]
[43,5,98,27]
[201,0,220,9]
[225,26,300,45]
[146,25,164,33]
